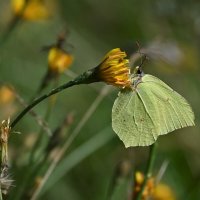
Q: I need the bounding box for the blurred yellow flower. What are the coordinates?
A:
[11,0,49,20]
[153,184,176,200]
[96,48,131,87]
[134,171,176,200]
[0,86,15,105]
[48,47,74,74]
[134,171,154,200]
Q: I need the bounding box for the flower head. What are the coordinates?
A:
[0,86,15,105]
[133,171,176,200]
[153,183,176,200]
[48,47,74,74]
[95,48,131,87]
[11,0,50,20]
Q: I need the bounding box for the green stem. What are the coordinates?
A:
[135,143,157,200]
[10,68,96,129]
[0,0,31,46]
[29,86,110,200]
[29,98,54,165]
[0,187,2,200]
[0,16,20,46]
[29,78,59,165]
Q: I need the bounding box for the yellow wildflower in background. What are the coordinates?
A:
[95,48,131,87]
[48,47,74,74]
[11,0,49,20]
[133,171,176,200]
[0,86,15,105]
[153,184,176,200]
[134,171,154,200]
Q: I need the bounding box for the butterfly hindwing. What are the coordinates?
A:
[112,89,157,147]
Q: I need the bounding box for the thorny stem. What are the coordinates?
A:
[10,68,96,129]
[30,85,111,200]
[135,143,157,200]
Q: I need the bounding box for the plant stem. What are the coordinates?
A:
[10,69,96,129]
[0,187,2,200]
[0,0,31,46]
[28,97,55,165]
[135,143,157,200]
[13,90,52,136]
[30,85,111,200]
[29,77,59,165]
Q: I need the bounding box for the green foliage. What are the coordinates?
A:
[0,0,200,199]
[112,74,195,147]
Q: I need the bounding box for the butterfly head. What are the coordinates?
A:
[130,66,144,89]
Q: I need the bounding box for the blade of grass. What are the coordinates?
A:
[41,125,113,195]
[30,85,111,200]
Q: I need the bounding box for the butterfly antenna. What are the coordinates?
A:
[135,41,147,70]
[139,55,148,68]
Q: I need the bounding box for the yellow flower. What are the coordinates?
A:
[134,171,154,200]
[153,184,176,200]
[96,48,131,87]
[0,86,15,105]
[11,0,49,20]
[48,47,74,74]
[133,171,176,200]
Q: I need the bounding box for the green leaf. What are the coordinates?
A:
[112,74,195,147]
[40,126,114,196]
[110,177,130,200]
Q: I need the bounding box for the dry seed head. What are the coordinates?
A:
[0,174,14,195]
[1,118,11,143]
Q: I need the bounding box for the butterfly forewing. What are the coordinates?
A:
[142,75,195,128]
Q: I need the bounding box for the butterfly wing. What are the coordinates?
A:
[140,74,195,133]
[112,74,195,147]
[112,88,158,147]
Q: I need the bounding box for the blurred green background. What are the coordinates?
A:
[0,0,200,199]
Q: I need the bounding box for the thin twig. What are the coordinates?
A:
[30,85,111,200]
